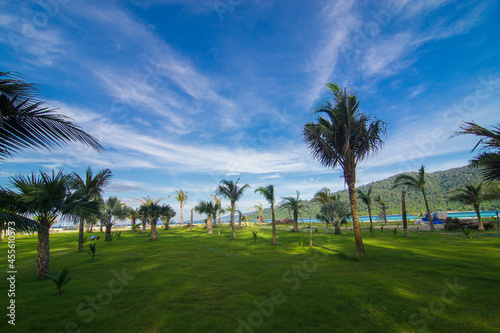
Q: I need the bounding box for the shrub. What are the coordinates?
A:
[463,226,471,238]
[87,243,96,260]
[298,237,305,247]
[251,231,258,243]
[445,217,461,231]
[43,266,73,296]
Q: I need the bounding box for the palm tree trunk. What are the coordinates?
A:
[151,222,158,240]
[367,205,373,229]
[334,221,341,234]
[383,205,387,226]
[347,174,365,257]
[309,218,313,248]
[141,219,147,233]
[78,218,85,252]
[36,227,50,279]
[190,209,193,231]
[231,201,236,239]
[474,205,484,231]
[293,210,299,232]
[238,211,242,229]
[271,205,277,245]
[402,190,408,237]
[105,224,112,241]
[422,190,435,231]
[207,216,213,235]
[100,221,103,233]
[180,203,183,225]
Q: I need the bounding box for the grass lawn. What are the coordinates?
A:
[1,225,499,332]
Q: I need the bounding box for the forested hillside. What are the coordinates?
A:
[247,165,500,220]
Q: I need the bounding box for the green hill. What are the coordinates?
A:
[248,165,500,220]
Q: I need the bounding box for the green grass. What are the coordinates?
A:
[1,226,499,332]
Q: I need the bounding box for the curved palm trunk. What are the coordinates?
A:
[141,218,147,233]
[78,218,85,252]
[36,227,50,279]
[346,173,365,257]
[293,210,299,232]
[100,221,103,233]
[271,205,277,245]
[151,221,158,240]
[367,205,373,229]
[231,201,236,239]
[382,205,387,226]
[474,204,484,231]
[105,224,112,241]
[402,190,408,237]
[422,190,435,231]
[164,218,170,230]
[207,216,213,235]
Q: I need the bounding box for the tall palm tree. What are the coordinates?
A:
[313,188,339,231]
[145,201,170,240]
[0,71,104,160]
[3,170,100,278]
[69,167,112,252]
[210,194,223,235]
[216,179,251,239]
[393,165,435,231]
[171,189,188,225]
[279,190,306,232]
[138,205,149,234]
[375,195,387,226]
[448,184,492,231]
[357,186,374,230]
[255,185,278,245]
[455,122,500,182]
[127,207,140,231]
[195,201,219,235]
[304,83,386,257]
[102,197,124,241]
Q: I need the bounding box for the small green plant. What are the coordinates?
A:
[416,226,419,233]
[43,265,73,296]
[87,243,96,260]
[369,225,374,236]
[393,227,397,236]
[381,226,384,232]
[131,224,141,232]
[298,237,305,247]
[251,231,258,242]
[116,231,122,238]
[314,227,318,233]
[463,226,471,239]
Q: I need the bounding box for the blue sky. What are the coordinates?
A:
[1,0,499,220]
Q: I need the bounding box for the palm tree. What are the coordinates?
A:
[210,194,223,235]
[171,189,188,225]
[375,195,387,226]
[146,201,170,240]
[313,188,339,231]
[448,184,492,231]
[0,71,104,160]
[455,122,500,182]
[357,186,374,230]
[249,203,264,224]
[69,167,112,252]
[393,165,435,231]
[318,199,352,234]
[279,191,306,232]
[102,197,124,241]
[255,185,278,245]
[304,83,386,257]
[138,204,149,234]
[195,201,219,235]
[216,179,251,239]
[127,207,140,231]
[3,170,100,278]
[162,205,176,230]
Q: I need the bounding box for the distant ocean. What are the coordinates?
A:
[51,210,499,229]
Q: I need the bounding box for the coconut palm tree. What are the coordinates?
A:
[255,185,278,245]
[304,83,386,257]
[102,197,124,241]
[313,188,339,231]
[455,122,500,182]
[138,205,149,233]
[393,165,435,231]
[127,207,140,231]
[69,167,112,252]
[210,194,224,235]
[249,203,264,224]
[357,186,374,230]
[216,179,251,239]
[145,201,170,240]
[448,184,492,231]
[171,189,188,225]
[195,201,219,235]
[0,71,104,160]
[3,170,100,278]
[279,191,306,232]
[375,195,387,226]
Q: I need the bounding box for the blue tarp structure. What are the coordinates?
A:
[422,213,444,224]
